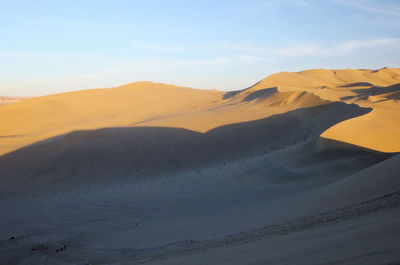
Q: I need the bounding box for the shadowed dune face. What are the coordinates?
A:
[242,87,278,101]
[350,83,400,100]
[1,68,400,265]
[339,82,374,88]
[0,102,370,196]
[0,69,399,194]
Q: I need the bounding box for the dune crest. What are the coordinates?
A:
[1,68,399,155]
[245,68,400,152]
[0,82,223,155]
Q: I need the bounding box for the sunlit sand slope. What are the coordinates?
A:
[0,82,223,155]
[1,68,399,155]
[247,68,400,152]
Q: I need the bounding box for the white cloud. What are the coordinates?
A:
[91,58,232,75]
[235,0,314,17]
[333,0,400,18]
[127,38,400,60]
[168,58,232,66]
[237,55,267,63]
[228,43,269,53]
[336,38,400,53]
[129,41,184,53]
[274,38,400,58]
[275,44,327,57]
[35,18,126,30]
[129,40,270,54]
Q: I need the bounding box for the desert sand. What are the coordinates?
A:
[0,68,400,265]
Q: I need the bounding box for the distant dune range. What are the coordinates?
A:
[1,68,399,156]
[1,68,400,265]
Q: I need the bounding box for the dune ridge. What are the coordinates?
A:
[2,68,399,155]
[1,68,400,265]
[242,68,400,152]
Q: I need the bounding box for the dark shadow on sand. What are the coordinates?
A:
[0,102,374,195]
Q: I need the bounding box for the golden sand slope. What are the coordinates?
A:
[0,82,223,155]
[248,68,400,152]
[321,104,400,152]
[135,87,329,132]
[0,81,329,155]
[0,68,399,155]
[250,68,400,100]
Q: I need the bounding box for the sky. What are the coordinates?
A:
[1,0,400,96]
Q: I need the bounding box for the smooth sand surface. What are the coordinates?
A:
[0,68,400,264]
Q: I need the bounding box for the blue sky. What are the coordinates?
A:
[1,0,400,96]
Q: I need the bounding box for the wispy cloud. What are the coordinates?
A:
[293,0,314,8]
[35,18,126,30]
[237,55,267,63]
[333,0,400,18]
[168,58,232,66]
[95,57,232,74]
[129,41,184,53]
[129,40,269,54]
[235,0,314,16]
[336,38,399,53]
[127,37,400,61]
[227,43,269,53]
[274,38,400,58]
[275,44,327,57]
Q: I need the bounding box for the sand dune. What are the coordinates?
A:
[320,82,400,152]
[244,68,400,152]
[251,68,400,95]
[1,68,399,155]
[1,68,400,265]
[0,82,223,155]
[134,88,330,132]
[0,101,369,197]
[322,106,400,152]
[0,83,329,155]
